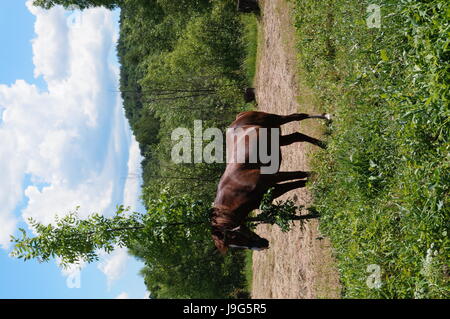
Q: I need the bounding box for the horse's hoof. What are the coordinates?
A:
[323,113,332,121]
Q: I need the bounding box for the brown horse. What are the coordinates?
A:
[211,111,330,254]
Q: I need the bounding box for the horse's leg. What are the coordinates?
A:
[280,132,326,148]
[271,180,307,199]
[266,171,310,184]
[274,113,331,126]
[235,112,330,128]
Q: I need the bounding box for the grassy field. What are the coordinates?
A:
[241,13,260,85]
[244,250,254,293]
[292,0,449,298]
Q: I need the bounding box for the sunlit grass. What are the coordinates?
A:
[293,0,449,298]
[241,13,259,86]
[244,249,253,295]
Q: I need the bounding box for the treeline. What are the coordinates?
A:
[29,0,257,299]
[117,0,255,298]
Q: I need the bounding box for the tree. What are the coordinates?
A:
[130,241,246,298]
[9,189,249,298]
[10,188,318,297]
[10,190,210,268]
[32,0,121,10]
[10,188,318,267]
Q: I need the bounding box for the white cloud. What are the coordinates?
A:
[123,137,144,212]
[23,181,114,225]
[0,129,24,248]
[115,292,129,299]
[26,2,70,83]
[0,3,143,252]
[98,247,129,289]
[58,258,86,277]
[115,291,150,299]
[0,214,18,249]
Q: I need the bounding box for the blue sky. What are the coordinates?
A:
[0,1,148,298]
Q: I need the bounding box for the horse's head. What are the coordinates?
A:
[211,224,269,254]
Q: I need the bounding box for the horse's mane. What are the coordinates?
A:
[210,206,235,254]
[210,206,236,230]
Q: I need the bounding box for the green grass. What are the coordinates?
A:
[292,0,449,298]
[244,250,253,294]
[241,13,259,85]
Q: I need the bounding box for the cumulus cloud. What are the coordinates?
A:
[0,214,18,249]
[123,137,144,212]
[116,291,150,299]
[26,2,69,83]
[57,258,86,280]
[98,247,129,289]
[0,3,143,250]
[0,129,24,248]
[115,292,129,299]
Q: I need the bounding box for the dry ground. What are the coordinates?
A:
[251,0,341,299]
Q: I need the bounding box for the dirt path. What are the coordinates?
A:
[251,0,341,299]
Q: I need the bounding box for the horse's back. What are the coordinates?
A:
[232,111,280,128]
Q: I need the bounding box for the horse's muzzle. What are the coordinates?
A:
[252,238,269,249]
